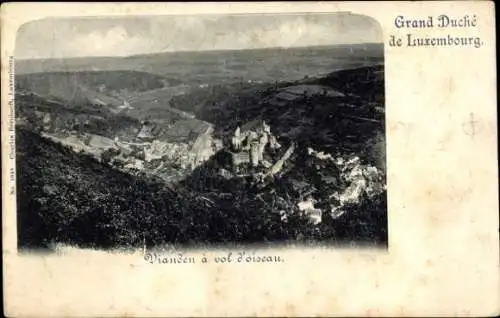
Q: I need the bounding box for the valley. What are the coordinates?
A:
[15,43,387,249]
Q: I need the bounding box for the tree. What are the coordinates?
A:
[101,149,115,165]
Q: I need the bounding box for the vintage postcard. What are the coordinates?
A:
[1,1,498,317]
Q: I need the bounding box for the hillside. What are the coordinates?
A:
[173,65,385,169]
[16,92,143,140]
[17,127,174,248]
[14,44,384,130]
[19,128,370,250]
[15,70,167,107]
[173,65,387,245]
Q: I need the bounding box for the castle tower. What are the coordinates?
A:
[250,140,260,167]
[231,126,242,151]
[262,120,271,134]
[258,133,268,162]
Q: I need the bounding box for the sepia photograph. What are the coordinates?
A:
[13,13,387,251]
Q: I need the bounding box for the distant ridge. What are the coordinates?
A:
[16,42,383,62]
[15,42,384,76]
[123,42,384,59]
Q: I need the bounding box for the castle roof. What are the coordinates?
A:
[240,118,266,133]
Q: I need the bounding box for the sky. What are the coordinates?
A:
[15,13,382,60]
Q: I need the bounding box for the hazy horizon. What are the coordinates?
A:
[15,13,383,60]
[15,42,383,62]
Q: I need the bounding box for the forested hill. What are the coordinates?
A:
[16,127,187,249]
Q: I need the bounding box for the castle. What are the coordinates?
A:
[229,120,281,168]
